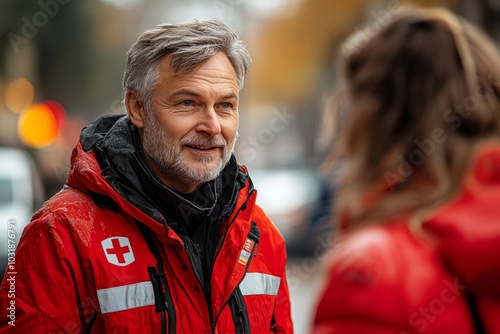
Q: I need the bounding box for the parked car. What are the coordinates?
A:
[0,147,44,280]
[249,166,335,257]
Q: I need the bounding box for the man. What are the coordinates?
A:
[0,20,293,333]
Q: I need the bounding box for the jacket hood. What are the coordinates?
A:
[68,114,165,224]
[423,143,500,298]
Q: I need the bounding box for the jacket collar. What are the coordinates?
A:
[71,114,249,242]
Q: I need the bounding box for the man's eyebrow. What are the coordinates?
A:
[169,89,201,99]
[169,90,237,100]
[221,92,238,100]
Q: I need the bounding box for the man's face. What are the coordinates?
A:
[139,52,239,193]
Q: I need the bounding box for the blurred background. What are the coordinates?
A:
[1,0,499,331]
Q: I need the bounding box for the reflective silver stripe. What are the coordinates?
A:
[97,281,155,314]
[239,273,281,296]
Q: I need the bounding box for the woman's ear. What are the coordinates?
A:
[125,90,145,129]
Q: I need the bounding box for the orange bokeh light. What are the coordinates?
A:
[5,78,35,113]
[18,103,59,148]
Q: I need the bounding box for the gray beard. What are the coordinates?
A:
[142,112,237,185]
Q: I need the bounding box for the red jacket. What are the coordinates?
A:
[0,116,293,333]
[312,143,500,333]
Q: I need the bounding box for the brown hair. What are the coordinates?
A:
[325,7,500,226]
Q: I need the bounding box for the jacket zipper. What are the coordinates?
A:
[234,287,250,334]
[158,269,176,334]
[211,222,259,333]
[209,191,257,333]
[188,189,253,333]
[138,223,176,334]
[161,305,166,334]
[211,246,256,333]
[213,189,256,265]
[178,241,216,331]
[147,258,176,334]
[174,245,189,271]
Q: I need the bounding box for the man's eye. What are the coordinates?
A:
[180,100,192,107]
[220,102,232,109]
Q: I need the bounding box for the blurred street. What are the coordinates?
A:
[287,257,326,333]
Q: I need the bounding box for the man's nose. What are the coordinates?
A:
[195,107,222,136]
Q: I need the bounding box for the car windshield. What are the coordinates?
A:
[0,178,13,204]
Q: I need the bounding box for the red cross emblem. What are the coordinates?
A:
[101,237,135,266]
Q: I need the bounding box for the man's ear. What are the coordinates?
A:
[125,90,145,129]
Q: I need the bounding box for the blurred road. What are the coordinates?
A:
[287,257,326,333]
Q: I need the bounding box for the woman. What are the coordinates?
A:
[312,6,500,334]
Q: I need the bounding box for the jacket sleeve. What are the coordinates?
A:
[0,210,93,333]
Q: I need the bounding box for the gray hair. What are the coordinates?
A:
[123,19,251,111]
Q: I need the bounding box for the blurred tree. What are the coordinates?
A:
[246,0,459,106]
[246,0,365,105]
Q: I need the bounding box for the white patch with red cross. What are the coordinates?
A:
[101,236,135,266]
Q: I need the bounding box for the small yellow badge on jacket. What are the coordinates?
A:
[238,238,255,265]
